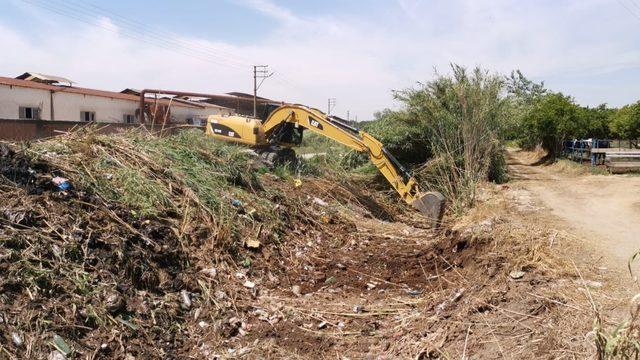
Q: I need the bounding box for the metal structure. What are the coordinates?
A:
[137,89,281,125]
[562,138,640,172]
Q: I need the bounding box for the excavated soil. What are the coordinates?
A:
[0,140,616,359]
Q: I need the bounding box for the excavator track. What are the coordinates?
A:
[255,146,297,166]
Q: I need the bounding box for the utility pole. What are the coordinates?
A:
[347,110,350,122]
[253,65,273,118]
[327,98,336,115]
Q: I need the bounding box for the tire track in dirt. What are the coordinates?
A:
[507,148,640,277]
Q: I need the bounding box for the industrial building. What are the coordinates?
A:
[0,72,231,124]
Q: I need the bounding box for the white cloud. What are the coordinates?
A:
[1,0,639,119]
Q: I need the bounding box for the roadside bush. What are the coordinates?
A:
[388,65,508,212]
[609,101,640,141]
[519,93,582,158]
[581,104,615,140]
[364,109,432,165]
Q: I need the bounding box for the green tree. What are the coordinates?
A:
[578,104,614,140]
[609,102,640,140]
[503,70,547,143]
[521,93,581,157]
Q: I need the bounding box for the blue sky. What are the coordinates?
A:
[1,0,639,119]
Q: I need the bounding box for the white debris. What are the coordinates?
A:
[180,290,192,310]
[200,268,217,279]
[313,197,328,206]
[509,270,526,279]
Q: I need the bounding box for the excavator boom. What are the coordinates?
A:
[207,104,445,226]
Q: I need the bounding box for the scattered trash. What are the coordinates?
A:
[180,290,192,310]
[509,270,526,280]
[200,267,217,279]
[11,332,23,347]
[48,350,66,360]
[294,178,302,187]
[337,320,346,330]
[353,305,364,313]
[231,199,243,207]
[366,282,377,290]
[52,334,72,356]
[318,321,328,329]
[243,280,256,289]
[313,197,328,206]
[407,289,422,296]
[291,285,302,296]
[336,263,346,270]
[51,176,71,191]
[245,238,261,249]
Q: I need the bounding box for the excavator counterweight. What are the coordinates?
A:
[206,104,445,227]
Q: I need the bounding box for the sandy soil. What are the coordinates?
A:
[507,148,640,277]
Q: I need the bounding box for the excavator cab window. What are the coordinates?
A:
[272,122,303,145]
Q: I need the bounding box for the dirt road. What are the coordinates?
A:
[507,148,640,276]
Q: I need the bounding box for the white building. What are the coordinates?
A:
[0,73,231,124]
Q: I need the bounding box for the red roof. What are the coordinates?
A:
[0,76,200,108]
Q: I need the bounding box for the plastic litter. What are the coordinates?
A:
[51,176,71,191]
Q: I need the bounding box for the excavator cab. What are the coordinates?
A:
[269,122,304,147]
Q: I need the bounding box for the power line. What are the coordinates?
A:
[22,0,250,69]
[327,98,336,115]
[20,0,319,104]
[58,0,254,67]
[625,0,640,12]
[616,0,640,22]
[254,65,273,117]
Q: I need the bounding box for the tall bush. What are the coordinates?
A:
[392,65,507,212]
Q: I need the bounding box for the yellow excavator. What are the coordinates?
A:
[205,104,444,226]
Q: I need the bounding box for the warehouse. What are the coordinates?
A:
[0,72,231,124]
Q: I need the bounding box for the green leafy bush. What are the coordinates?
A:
[369,65,508,212]
[609,102,640,141]
[519,93,582,158]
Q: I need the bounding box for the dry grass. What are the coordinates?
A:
[0,128,628,358]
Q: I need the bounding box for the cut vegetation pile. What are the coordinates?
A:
[0,129,614,358]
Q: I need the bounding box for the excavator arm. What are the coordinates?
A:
[262,105,445,225]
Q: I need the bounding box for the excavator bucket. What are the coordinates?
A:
[411,191,445,228]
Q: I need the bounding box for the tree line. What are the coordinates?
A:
[505,70,640,157]
[363,65,639,210]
